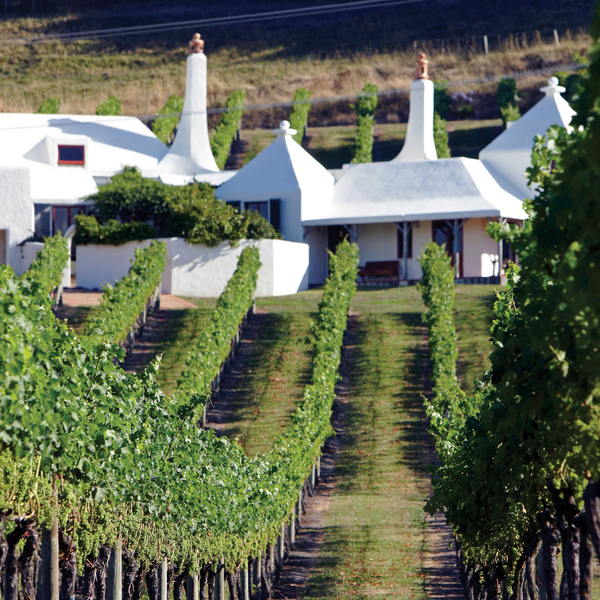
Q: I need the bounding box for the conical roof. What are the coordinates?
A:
[217,121,334,203]
[480,77,576,199]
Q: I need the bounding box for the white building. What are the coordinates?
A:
[0,33,233,273]
[217,54,544,285]
[480,76,576,200]
[217,120,335,283]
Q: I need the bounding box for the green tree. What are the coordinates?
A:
[83,166,280,246]
[96,95,122,116]
[152,95,183,144]
[289,87,312,144]
[210,89,246,169]
[433,79,451,119]
[36,97,60,114]
[496,78,521,127]
[433,112,451,158]
[351,82,378,164]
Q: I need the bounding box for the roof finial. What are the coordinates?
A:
[541,76,566,97]
[272,120,297,137]
[189,33,205,54]
[416,53,429,80]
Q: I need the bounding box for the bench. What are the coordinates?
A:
[358,261,400,283]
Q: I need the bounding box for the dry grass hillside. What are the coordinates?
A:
[0,0,594,126]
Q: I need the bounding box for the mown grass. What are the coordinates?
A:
[221,290,324,455]
[153,299,217,393]
[306,286,431,600]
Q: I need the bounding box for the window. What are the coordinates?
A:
[58,145,85,165]
[226,201,241,212]
[244,201,269,221]
[52,206,86,235]
[327,225,350,254]
[269,199,281,231]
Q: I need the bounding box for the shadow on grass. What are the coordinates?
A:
[53,305,98,336]
[334,311,430,493]
[221,312,315,446]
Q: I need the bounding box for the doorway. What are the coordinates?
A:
[432,220,463,277]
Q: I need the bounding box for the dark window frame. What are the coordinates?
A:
[58,145,85,166]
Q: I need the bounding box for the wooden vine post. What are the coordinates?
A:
[186,574,199,600]
[278,523,285,568]
[216,559,225,600]
[106,538,123,600]
[242,562,250,600]
[161,559,168,600]
[51,515,59,600]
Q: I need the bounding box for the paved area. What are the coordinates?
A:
[61,289,197,309]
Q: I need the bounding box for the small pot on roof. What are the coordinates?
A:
[189,33,205,54]
[416,53,429,80]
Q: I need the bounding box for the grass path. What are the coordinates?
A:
[305,287,433,600]
[206,290,322,455]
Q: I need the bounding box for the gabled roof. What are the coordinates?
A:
[217,121,334,201]
[301,157,527,226]
[480,77,576,199]
[0,113,168,203]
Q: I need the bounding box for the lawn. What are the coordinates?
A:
[223,289,324,455]
[151,299,217,393]
[306,286,432,600]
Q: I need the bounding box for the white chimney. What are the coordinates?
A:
[157,33,219,175]
[392,53,437,162]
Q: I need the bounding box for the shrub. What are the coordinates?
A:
[433,79,451,119]
[210,89,245,169]
[351,82,378,164]
[84,240,166,344]
[22,233,69,293]
[96,95,122,116]
[36,97,60,114]
[152,95,183,145]
[496,78,520,109]
[80,167,281,246]
[451,90,474,119]
[500,103,521,128]
[433,112,451,158]
[74,215,157,246]
[289,88,313,144]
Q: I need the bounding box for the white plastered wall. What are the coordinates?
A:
[0,167,35,275]
[463,218,498,278]
[77,238,309,297]
[355,223,397,265]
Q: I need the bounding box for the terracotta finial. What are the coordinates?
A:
[189,33,205,54]
[416,53,429,80]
